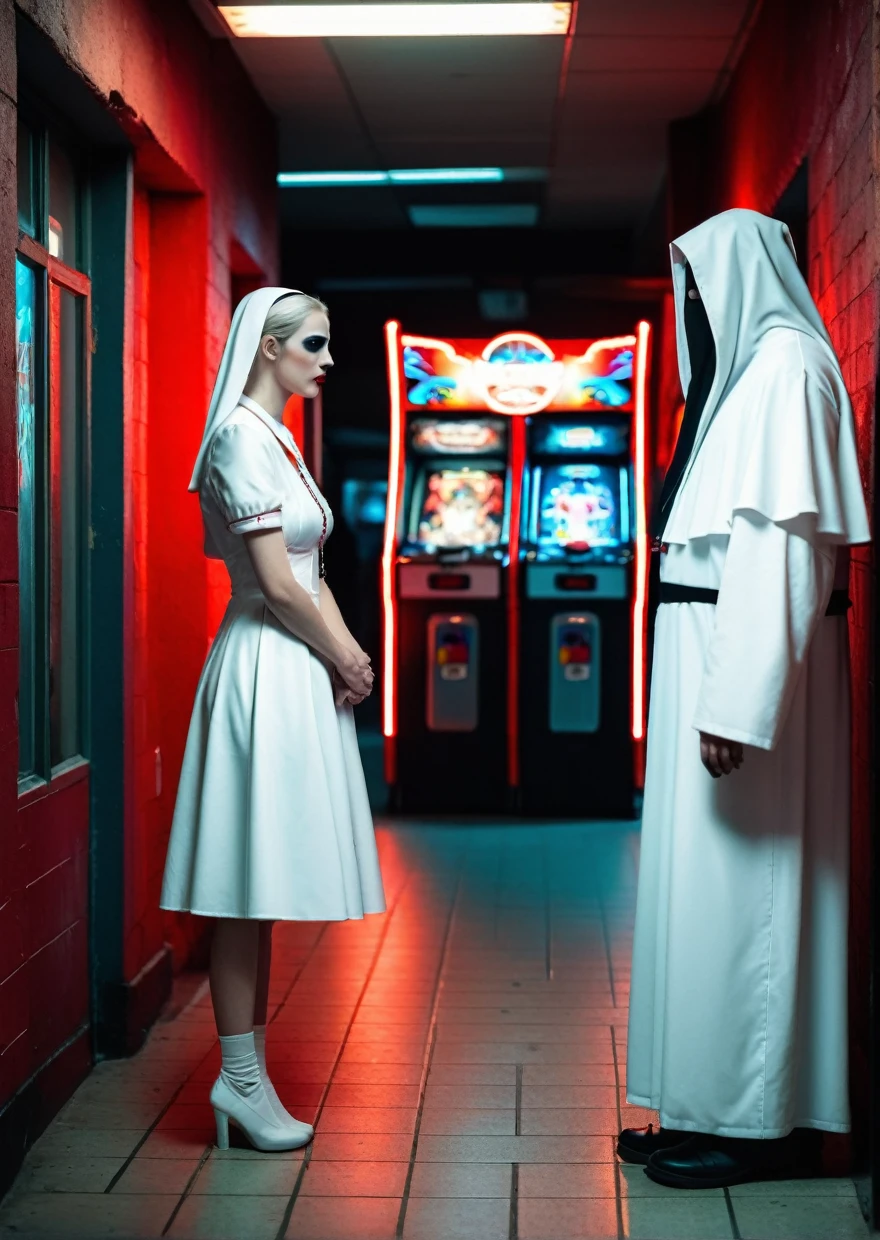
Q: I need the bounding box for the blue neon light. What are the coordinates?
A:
[277,167,528,187]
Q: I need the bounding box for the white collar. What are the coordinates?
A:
[238,394,302,459]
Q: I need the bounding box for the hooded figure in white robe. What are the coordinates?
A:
[623,210,870,1178]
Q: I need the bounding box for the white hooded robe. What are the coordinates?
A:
[626,210,870,1139]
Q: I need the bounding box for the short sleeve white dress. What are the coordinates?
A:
[160,398,386,921]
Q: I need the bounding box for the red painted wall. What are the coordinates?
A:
[0,0,279,1122]
[667,0,876,1158]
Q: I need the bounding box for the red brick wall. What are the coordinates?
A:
[0,0,279,1117]
[667,0,876,1154]
[0,779,89,1105]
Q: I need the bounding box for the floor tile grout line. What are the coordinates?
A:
[104,1058,214,1194]
[273,866,420,1240]
[598,887,618,1008]
[159,1146,212,1237]
[395,1026,438,1237]
[515,1064,523,1137]
[610,1026,623,1133]
[396,857,467,1239]
[270,1143,312,1236]
[608,1136,625,1240]
[540,833,553,981]
[268,923,331,1026]
[509,1161,519,1240]
[610,1029,625,1240]
[724,1185,742,1239]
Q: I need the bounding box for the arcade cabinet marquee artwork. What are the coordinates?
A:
[382,323,651,815]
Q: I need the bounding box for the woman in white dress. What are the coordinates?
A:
[161,287,386,1152]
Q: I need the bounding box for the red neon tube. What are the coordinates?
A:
[631,320,652,744]
[381,321,405,782]
[506,416,527,788]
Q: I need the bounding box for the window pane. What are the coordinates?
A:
[17,120,36,237]
[49,285,84,767]
[48,138,79,267]
[16,259,39,777]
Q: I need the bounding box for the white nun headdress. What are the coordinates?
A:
[189,286,304,492]
[662,209,870,546]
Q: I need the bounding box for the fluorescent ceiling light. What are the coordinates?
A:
[219,4,571,38]
[278,171,389,185]
[409,204,540,228]
[278,168,546,187]
[390,168,503,184]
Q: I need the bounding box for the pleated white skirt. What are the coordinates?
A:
[160,591,386,921]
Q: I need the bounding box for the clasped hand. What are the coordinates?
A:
[700,732,744,778]
[334,646,374,708]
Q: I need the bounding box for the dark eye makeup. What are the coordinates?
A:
[302,335,328,353]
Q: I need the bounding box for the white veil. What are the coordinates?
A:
[662,210,870,546]
[189,286,303,492]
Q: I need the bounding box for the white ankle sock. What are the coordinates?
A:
[254,1024,287,1115]
[253,1024,269,1078]
[219,1031,261,1098]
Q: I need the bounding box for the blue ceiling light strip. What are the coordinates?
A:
[388,167,504,184]
[277,171,390,186]
[277,167,547,187]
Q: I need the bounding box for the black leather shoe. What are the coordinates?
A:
[645,1132,800,1189]
[617,1122,690,1165]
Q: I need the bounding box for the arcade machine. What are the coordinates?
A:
[381,323,514,812]
[517,328,651,816]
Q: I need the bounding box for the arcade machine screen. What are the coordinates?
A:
[534,463,627,554]
[416,469,505,550]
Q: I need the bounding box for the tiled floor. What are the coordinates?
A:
[0,822,871,1240]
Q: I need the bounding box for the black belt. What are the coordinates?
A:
[659,584,852,616]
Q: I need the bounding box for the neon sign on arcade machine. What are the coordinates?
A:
[382,325,513,812]
[382,324,651,814]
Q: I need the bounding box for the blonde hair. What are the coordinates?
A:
[262,292,328,344]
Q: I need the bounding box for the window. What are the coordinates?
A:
[16,117,90,784]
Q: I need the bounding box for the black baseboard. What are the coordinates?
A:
[96,945,174,1059]
[0,1028,92,1202]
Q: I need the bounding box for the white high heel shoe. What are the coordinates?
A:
[210,1075,313,1152]
[261,1074,314,1141]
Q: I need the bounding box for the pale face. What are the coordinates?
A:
[260,310,333,399]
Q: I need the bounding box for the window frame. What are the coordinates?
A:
[16,198,92,797]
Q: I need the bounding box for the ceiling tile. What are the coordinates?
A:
[568,34,730,74]
[552,120,668,164]
[375,138,551,166]
[329,36,566,77]
[575,0,751,39]
[562,68,718,113]
[361,96,556,143]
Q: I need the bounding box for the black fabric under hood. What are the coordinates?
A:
[654,264,717,539]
